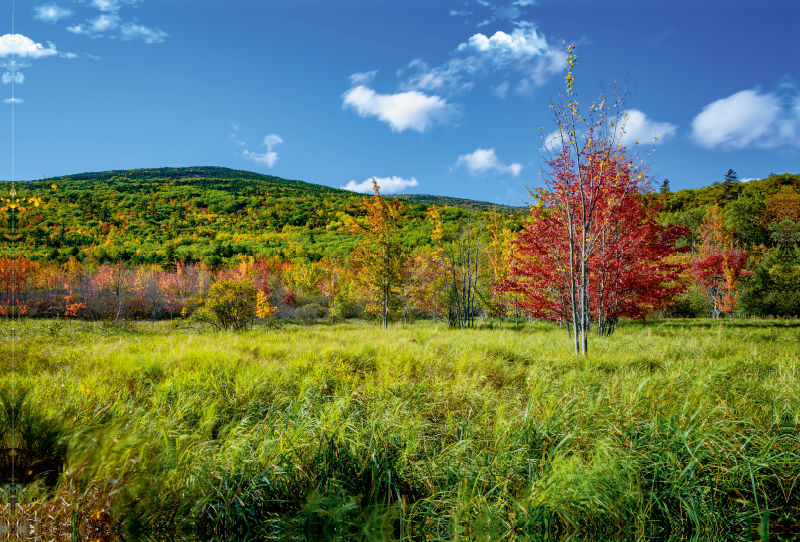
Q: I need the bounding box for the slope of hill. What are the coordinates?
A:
[3,167,797,266]
[1,167,522,265]
[389,194,528,215]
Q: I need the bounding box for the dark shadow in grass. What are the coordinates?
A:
[0,388,69,488]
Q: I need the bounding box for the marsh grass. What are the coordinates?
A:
[1,318,798,541]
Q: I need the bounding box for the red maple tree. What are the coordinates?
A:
[503,149,687,340]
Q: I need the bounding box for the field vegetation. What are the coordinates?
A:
[3,318,798,541]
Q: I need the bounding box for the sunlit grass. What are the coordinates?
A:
[2,318,798,541]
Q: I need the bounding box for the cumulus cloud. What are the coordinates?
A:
[341,176,419,194]
[342,85,460,132]
[0,34,59,58]
[691,85,800,150]
[33,3,74,24]
[541,110,676,152]
[393,25,561,98]
[456,26,548,66]
[2,72,24,84]
[619,110,677,146]
[243,134,283,168]
[120,22,168,43]
[454,148,522,176]
[3,97,23,104]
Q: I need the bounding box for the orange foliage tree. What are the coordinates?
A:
[692,205,750,317]
[349,179,409,329]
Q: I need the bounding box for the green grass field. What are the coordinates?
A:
[2,318,798,541]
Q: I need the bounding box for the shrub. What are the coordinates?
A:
[189,279,256,331]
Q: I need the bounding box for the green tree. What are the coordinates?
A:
[722,169,739,203]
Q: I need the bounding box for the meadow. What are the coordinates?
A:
[2,318,798,541]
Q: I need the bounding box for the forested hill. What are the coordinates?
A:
[390,194,527,215]
[2,167,524,266]
[655,172,800,248]
[657,173,800,213]
[3,167,797,267]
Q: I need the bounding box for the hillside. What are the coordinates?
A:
[654,172,800,248]
[1,167,523,266]
[3,167,797,266]
[389,194,527,215]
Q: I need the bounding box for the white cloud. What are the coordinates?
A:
[341,176,419,194]
[67,25,89,35]
[69,0,164,42]
[60,52,78,58]
[513,46,565,95]
[391,25,561,100]
[263,134,283,148]
[90,14,121,32]
[0,34,59,58]
[450,10,472,16]
[454,148,522,176]
[397,58,475,94]
[471,1,527,27]
[619,110,677,146]
[33,3,74,24]
[120,22,168,43]
[342,85,459,132]
[83,52,101,60]
[2,72,24,84]
[3,97,23,104]
[540,110,676,152]
[349,71,377,86]
[243,150,278,167]
[456,27,548,66]
[691,87,800,149]
[243,134,283,168]
[541,129,565,152]
[83,0,142,12]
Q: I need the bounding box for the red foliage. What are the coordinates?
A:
[503,146,687,334]
[691,205,750,316]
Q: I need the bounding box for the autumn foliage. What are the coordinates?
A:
[504,150,687,337]
[691,205,750,317]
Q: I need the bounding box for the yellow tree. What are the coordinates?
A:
[349,179,409,329]
[487,210,516,325]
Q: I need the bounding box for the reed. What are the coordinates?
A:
[1,318,797,541]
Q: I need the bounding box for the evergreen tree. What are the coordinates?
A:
[723,169,738,202]
[163,244,176,272]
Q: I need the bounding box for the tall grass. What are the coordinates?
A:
[1,318,798,541]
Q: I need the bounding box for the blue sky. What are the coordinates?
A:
[1,0,797,204]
